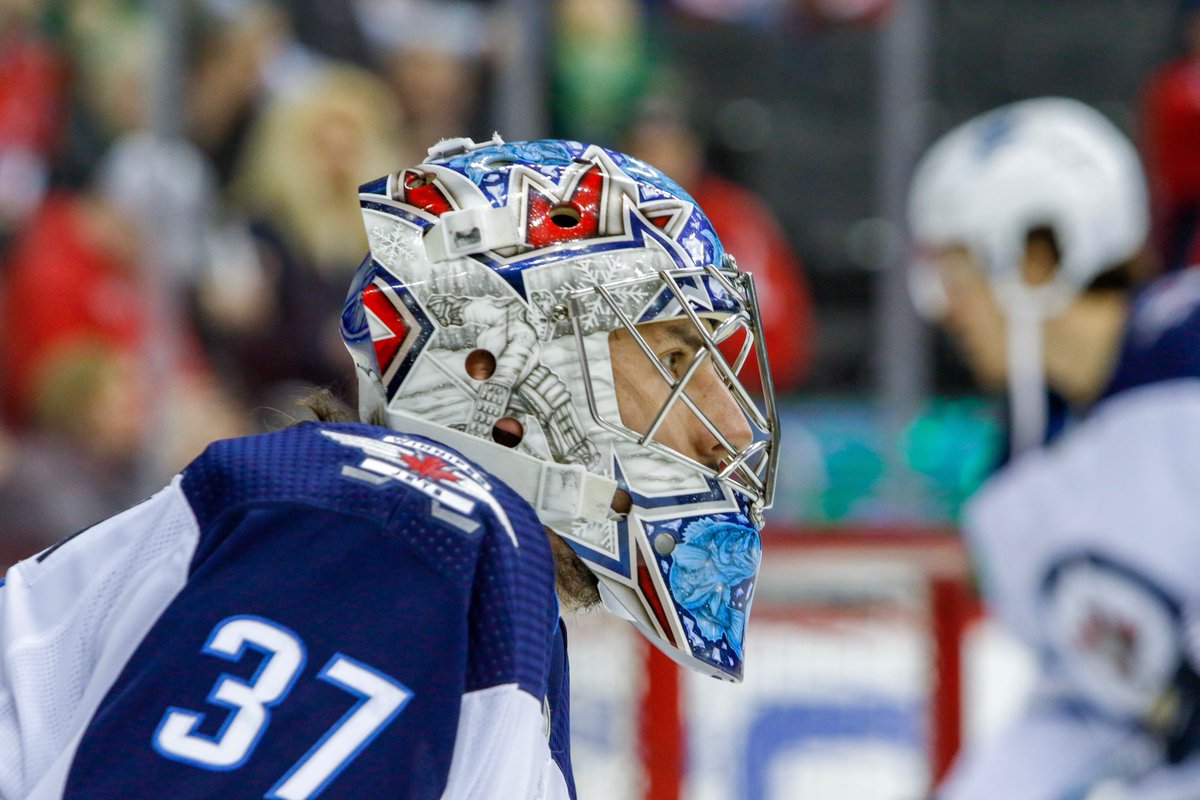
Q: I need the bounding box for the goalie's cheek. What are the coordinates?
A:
[608,329,753,466]
[610,358,707,463]
[608,330,671,431]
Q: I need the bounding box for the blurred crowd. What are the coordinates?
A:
[8,0,1200,564]
[1142,0,1200,272]
[0,0,814,560]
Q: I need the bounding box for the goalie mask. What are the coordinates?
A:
[341,136,778,681]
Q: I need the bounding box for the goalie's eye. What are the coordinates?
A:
[658,349,686,378]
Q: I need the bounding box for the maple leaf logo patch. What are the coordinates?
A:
[400,453,460,483]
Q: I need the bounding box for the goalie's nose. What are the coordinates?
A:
[688,363,753,470]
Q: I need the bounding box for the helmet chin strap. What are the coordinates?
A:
[1001,276,1079,456]
[1005,306,1047,456]
[383,408,617,532]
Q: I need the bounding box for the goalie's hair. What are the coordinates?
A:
[300,388,383,426]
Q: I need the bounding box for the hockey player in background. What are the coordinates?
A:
[0,136,778,799]
[909,97,1200,799]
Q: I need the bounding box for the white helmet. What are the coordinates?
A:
[907,98,1149,450]
[341,135,778,680]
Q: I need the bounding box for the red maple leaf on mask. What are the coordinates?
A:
[525,164,603,247]
[401,453,460,482]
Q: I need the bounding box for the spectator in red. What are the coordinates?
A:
[1141,0,1200,272]
[623,96,815,394]
[0,187,146,428]
[0,1,65,245]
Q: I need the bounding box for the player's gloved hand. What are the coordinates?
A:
[426,294,468,326]
[562,433,599,466]
[467,380,515,436]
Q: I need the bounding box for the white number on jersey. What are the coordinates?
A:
[153,615,306,769]
[267,654,412,799]
[153,615,412,799]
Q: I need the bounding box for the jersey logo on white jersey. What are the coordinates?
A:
[1075,606,1139,680]
[1043,555,1181,720]
[320,430,520,547]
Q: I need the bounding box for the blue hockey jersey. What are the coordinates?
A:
[1098,267,1200,403]
[0,421,574,799]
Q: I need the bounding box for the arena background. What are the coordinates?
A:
[0,1,1186,797]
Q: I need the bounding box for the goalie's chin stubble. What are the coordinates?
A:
[547,530,601,613]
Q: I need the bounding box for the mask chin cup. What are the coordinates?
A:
[597,581,638,623]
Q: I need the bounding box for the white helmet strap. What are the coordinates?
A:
[997,275,1080,455]
[1005,305,1047,456]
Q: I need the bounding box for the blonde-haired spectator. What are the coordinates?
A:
[232,62,404,274]
[212,63,407,411]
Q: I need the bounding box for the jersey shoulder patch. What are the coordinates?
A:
[181,422,549,579]
[315,427,536,550]
[184,423,526,530]
[1040,553,1184,722]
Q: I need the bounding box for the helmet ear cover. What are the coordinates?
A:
[341,136,779,680]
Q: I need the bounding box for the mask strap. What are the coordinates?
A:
[384,409,617,530]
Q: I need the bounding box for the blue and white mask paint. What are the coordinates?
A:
[341,135,778,680]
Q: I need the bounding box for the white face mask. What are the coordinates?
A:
[342,136,778,681]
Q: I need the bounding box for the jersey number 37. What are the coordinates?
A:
[152,615,412,799]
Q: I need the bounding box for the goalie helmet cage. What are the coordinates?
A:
[569,527,978,800]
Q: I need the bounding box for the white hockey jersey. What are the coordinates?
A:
[940,270,1200,799]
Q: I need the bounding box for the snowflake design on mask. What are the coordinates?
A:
[369,223,421,271]
[667,518,760,658]
[529,254,663,339]
[570,515,619,555]
[585,280,653,328]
